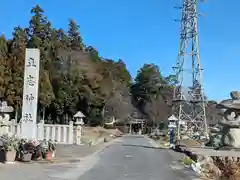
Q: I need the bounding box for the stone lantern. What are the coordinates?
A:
[0,101,14,136]
[168,115,177,128]
[73,111,85,145]
[168,115,178,149]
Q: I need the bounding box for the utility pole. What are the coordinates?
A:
[172,0,208,141]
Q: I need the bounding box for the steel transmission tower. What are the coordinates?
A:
[173,0,208,141]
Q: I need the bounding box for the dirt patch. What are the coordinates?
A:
[179,139,202,147]
[81,127,123,145]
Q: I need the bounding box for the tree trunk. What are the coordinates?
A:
[43,107,45,121]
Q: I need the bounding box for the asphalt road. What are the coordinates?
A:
[0,135,198,180]
[76,135,198,180]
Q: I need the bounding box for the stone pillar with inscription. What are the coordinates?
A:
[21,48,40,139]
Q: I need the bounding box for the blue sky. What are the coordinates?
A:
[1,0,239,101]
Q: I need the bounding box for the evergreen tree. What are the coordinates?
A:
[0,35,9,99]
[6,27,28,113]
[28,5,55,119]
[68,19,84,50]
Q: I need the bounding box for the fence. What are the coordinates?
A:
[4,120,80,144]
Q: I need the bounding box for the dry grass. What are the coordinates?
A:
[82,126,117,138]
[198,157,240,180]
[212,157,240,180]
[81,126,122,145]
[180,139,201,147]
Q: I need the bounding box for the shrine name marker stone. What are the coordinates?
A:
[21,48,40,139]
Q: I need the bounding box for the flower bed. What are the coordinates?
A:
[0,134,56,163]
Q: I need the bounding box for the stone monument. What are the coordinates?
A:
[21,48,40,139]
[206,91,240,149]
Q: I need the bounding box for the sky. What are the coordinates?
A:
[0,0,239,101]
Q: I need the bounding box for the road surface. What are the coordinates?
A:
[0,135,199,180]
[76,135,198,180]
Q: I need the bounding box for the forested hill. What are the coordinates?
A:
[0,5,220,126]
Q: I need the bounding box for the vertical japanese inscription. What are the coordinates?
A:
[26,57,37,67]
[21,49,40,139]
[26,75,36,86]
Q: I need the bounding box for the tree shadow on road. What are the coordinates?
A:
[122,144,167,150]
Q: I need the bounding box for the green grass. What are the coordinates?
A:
[181,156,194,166]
